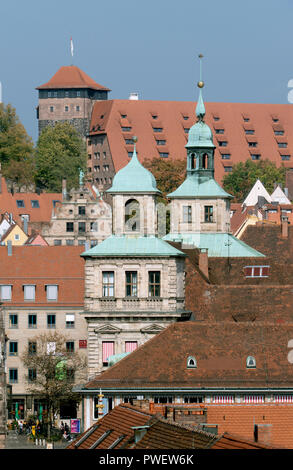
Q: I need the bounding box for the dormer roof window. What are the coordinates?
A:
[187,356,197,368]
[246,356,256,368]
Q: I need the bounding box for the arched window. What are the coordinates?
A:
[125,199,140,232]
[246,356,256,368]
[202,153,208,169]
[187,356,197,368]
[190,153,196,169]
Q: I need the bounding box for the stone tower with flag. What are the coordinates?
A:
[36,65,110,138]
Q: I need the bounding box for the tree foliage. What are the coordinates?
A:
[222,159,286,203]
[143,157,186,202]
[21,332,87,438]
[35,122,87,192]
[0,103,35,189]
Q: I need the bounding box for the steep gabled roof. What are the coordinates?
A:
[36,65,110,91]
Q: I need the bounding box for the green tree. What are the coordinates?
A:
[35,122,87,192]
[21,332,87,440]
[0,103,35,188]
[142,157,186,202]
[222,159,286,202]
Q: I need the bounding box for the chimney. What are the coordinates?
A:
[7,240,12,256]
[254,424,272,445]
[62,179,67,201]
[198,249,209,279]
[23,218,28,235]
[131,426,150,444]
[132,399,150,412]
[129,92,139,100]
[281,215,289,238]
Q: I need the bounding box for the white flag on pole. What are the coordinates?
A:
[70,37,74,57]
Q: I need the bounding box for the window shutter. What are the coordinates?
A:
[125,342,138,353]
[1,285,12,300]
[102,342,114,363]
[46,285,58,300]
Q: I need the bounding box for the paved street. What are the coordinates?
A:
[5,430,69,449]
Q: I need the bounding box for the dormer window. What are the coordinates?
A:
[246,356,256,368]
[187,356,197,368]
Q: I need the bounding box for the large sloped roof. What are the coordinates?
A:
[89,100,293,186]
[82,321,293,391]
[36,65,110,91]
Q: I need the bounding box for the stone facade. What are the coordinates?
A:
[0,307,6,448]
[41,182,112,247]
[87,134,115,195]
[82,255,187,378]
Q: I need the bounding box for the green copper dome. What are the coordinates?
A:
[107,146,160,194]
[186,88,214,149]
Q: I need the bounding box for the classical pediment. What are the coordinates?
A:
[94,324,122,334]
[140,324,165,334]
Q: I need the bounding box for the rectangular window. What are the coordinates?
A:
[65,106,69,112]
[66,341,74,353]
[9,341,18,356]
[159,152,169,158]
[148,271,161,297]
[76,105,80,112]
[50,106,54,113]
[9,314,18,329]
[9,369,18,383]
[278,142,287,148]
[274,130,284,135]
[125,341,138,353]
[102,272,114,297]
[245,130,255,135]
[281,155,291,161]
[251,154,261,160]
[28,314,37,328]
[215,129,224,134]
[156,140,166,145]
[183,205,192,223]
[66,222,74,232]
[153,127,163,132]
[218,141,228,147]
[224,166,233,172]
[243,395,265,403]
[28,368,37,382]
[125,272,138,297]
[248,142,257,147]
[0,285,12,301]
[221,154,231,159]
[54,239,62,246]
[204,206,213,223]
[78,206,86,215]
[31,200,40,208]
[47,314,56,329]
[46,285,58,301]
[28,342,37,355]
[23,285,36,301]
[78,222,86,232]
[16,200,25,208]
[244,266,270,278]
[66,314,75,329]
[212,395,235,404]
[90,222,98,231]
[102,342,114,366]
[121,127,132,131]
[66,239,74,246]
[183,396,203,403]
[154,397,173,404]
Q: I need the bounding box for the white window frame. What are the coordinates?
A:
[46,285,58,301]
[244,266,270,278]
[23,285,36,301]
[0,285,12,301]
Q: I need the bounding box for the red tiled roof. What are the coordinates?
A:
[89,100,293,186]
[0,178,61,224]
[67,403,153,449]
[206,405,293,448]
[84,321,293,390]
[36,66,110,91]
[211,432,273,449]
[0,245,84,306]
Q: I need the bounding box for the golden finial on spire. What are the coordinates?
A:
[132,136,138,143]
[197,54,204,88]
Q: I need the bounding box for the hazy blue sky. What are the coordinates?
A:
[1,0,293,142]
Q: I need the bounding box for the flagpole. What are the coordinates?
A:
[70,37,74,65]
